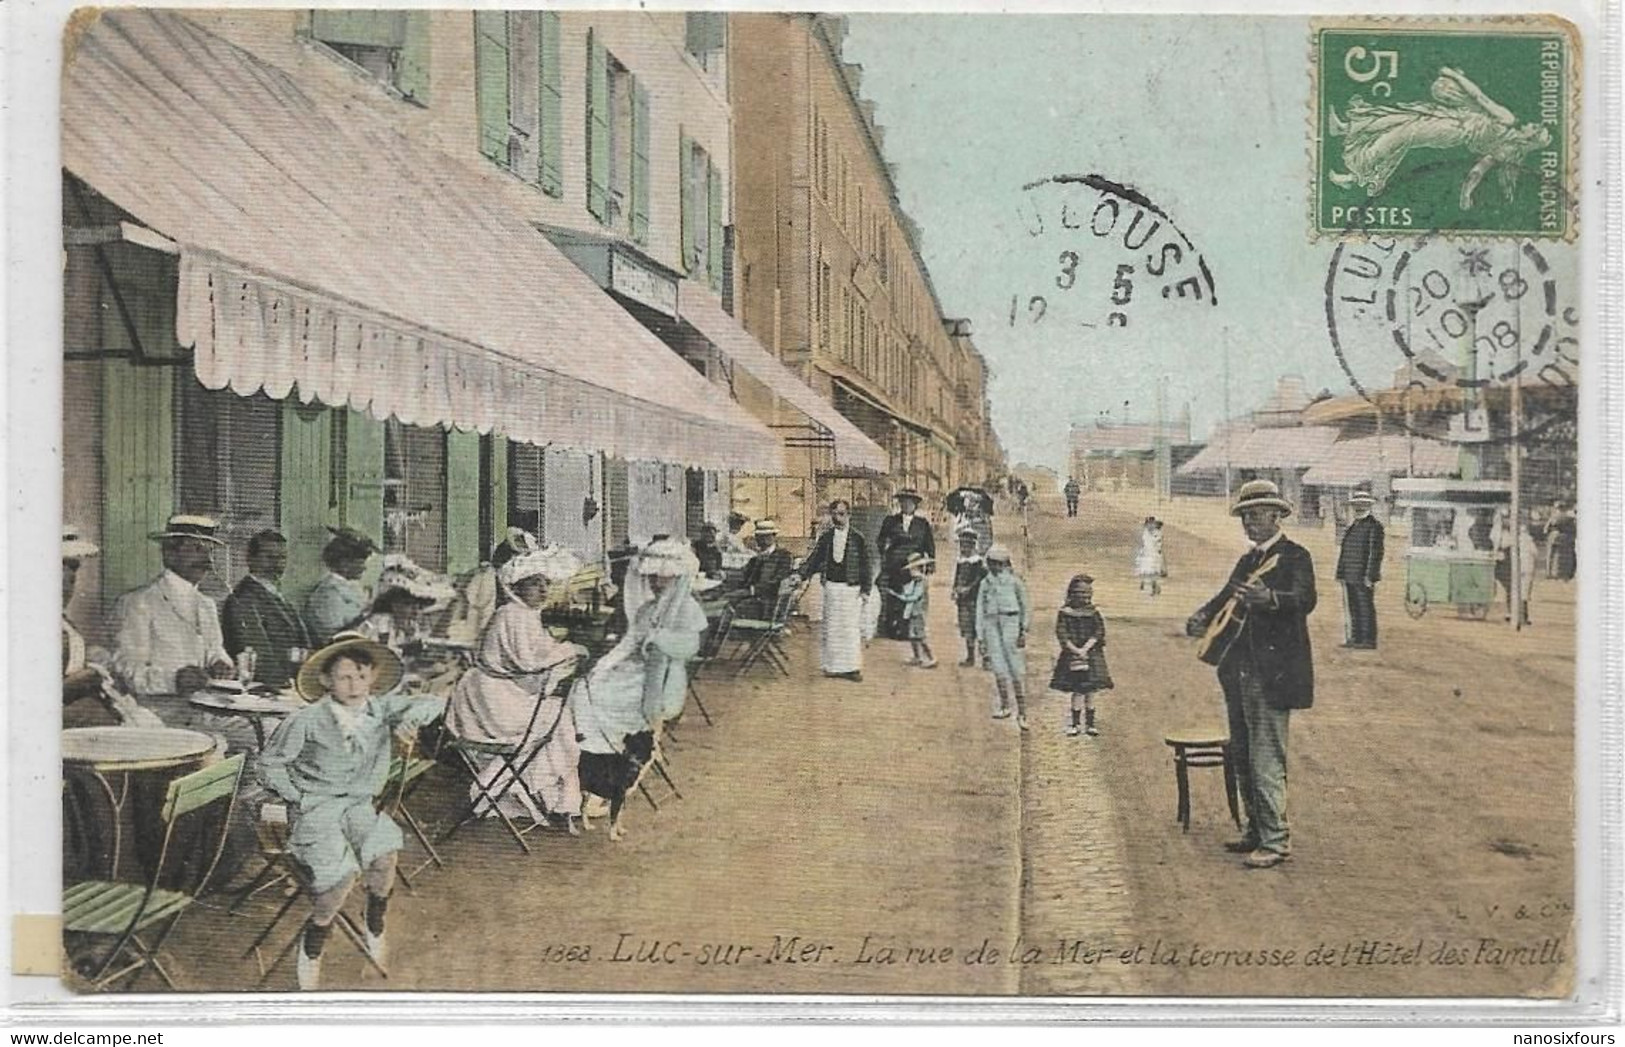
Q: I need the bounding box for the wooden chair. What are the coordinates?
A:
[728,584,800,677]
[438,692,562,854]
[1163,729,1242,833]
[683,604,735,726]
[64,754,246,991]
[243,851,389,988]
[384,739,443,889]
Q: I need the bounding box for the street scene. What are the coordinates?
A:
[50,9,1580,999]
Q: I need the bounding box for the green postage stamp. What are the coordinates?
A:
[1313,19,1578,239]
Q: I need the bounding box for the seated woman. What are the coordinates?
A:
[571,538,709,758]
[358,556,455,654]
[445,546,588,831]
[258,632,446,990]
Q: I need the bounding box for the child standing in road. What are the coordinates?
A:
[976,545,1032,729]
[1050,574,1114,736]
[951,529,987,667]
[1136,517,1165,596]
[886,552,937,669]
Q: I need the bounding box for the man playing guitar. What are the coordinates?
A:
[1186,480,1317,869]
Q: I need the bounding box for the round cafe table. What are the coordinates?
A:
[61,727,216,881]
[187,690,306,750]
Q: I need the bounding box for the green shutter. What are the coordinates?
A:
[707,158,724,291]
[474,11,510,164]
[444,429,482,575]
[486,434,509,549]
[310,10,406,48]
[279,401,337,604]
[100,359,173,606]
[538,12,563,196]
[343,410,386,564]
[631,81,651,244]
[397,11,432,104]
[679,132,695,273]
[586,29,609,222]
[604,457,630,549]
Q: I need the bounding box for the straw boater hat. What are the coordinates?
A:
[636,537,701,578]
[1349,490,1377,506]
[62,526,100,560]
[149,513,226,545]
[1230,479,1294,517]
[894,488,923,503]
[904,551,934,570]
[294,630,404,700]
[752,518,780,536]
[499,545,584,588]
[985,544,1014,564]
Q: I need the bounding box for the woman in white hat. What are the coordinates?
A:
[572,538,709,755]
[445,546,588,830]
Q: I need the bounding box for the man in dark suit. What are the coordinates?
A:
[1186,480,1316,869]
[223,529,314,689]
[730,519,796,619]
[1335,490,1385,649]
[875,489,935,641]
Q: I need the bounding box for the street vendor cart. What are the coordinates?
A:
[1392,478,1511,620]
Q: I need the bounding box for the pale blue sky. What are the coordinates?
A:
[840,16,1405,469]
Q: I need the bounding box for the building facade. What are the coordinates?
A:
[730,13,995,536]
[63,9,785,636]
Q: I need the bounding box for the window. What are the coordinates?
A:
[684,12,727,73]
[475,11,563,195]
[174,381,280,598]
[383,420,447,571]
[310,10,430,102]
[818,119,830,199]
[587,33,646,236]
[817,260,832,348]
[681,136,724,288]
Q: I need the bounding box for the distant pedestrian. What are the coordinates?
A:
[885,552,936,669]
[977,544,1031,729]
[1063,476,1081,518]
[951,529,987,666]
[1135,517,1165,596]
[1050,574,1113,737]
[1335,490,1384,648]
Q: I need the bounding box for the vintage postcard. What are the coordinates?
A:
[21,1,1609,1011]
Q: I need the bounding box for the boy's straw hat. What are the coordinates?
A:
[295,631,404,700]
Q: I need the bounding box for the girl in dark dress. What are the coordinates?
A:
[1050,574,1114,737]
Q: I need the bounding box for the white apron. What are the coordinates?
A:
[820,582,864,674]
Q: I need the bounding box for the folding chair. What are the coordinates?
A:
[683,604,735,726]
[729,585,800,677]
[64,754,245,991]
[384,739,443,890]
[242,850,389,988]
[437,693,565,855]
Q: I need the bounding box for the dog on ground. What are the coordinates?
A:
[577,730,655,841]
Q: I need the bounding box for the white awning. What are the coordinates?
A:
[62,10,782,475]
[678,283,891,474]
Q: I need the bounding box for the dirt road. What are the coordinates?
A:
[139,491,1572,998]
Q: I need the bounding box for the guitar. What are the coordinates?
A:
[1194,553,1280,666]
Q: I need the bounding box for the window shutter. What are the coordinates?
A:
[397,11,432,103]
[444,429,482,575]
[343,409,386,559]
[679,132,696,273]
[484,434,509,549]
[586,29,609,222]
[631,81,651,244]
[685,12,726,56]
[605,457,630,549]
[538,12,563,196]
[707,158,724,290]
[100,359,173,606]
[474,11,510,164]
[279,401,339,603]
[311,10,407,48]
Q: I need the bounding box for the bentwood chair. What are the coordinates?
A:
[64,754,245,991]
